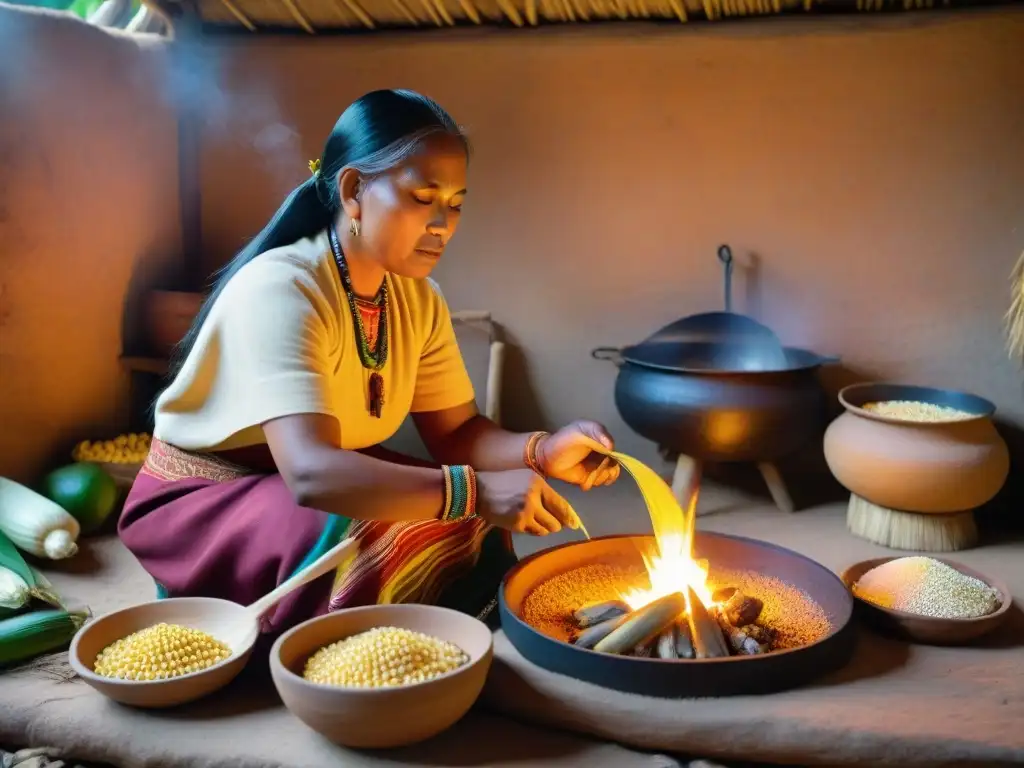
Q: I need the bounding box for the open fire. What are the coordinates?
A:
[517,452,834,663]
[566,536,776,660]
[556,484,777,659]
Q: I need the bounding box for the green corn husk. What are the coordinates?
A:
[0,566,31,616]
[0,608,89,667]
[0,530,34,586]
[0,532,34,617]
[0,530,65,613]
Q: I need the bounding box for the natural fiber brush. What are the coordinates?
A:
[846,495,978,553]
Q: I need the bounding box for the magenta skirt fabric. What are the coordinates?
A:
[118,466,333,637]
[117,440,516,649]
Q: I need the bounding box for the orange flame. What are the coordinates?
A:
[618,482,714,611]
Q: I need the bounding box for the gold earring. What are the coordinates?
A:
[349,219,361,237]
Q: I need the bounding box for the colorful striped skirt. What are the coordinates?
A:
[117,440,517,642]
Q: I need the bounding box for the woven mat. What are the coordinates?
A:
[2,500,1021,767]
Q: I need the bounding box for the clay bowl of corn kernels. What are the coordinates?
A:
[841,557,1012,646]
[69,597,259,708]
[269,604,493,749]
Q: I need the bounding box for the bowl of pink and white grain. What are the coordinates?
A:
[840,555,1011,645]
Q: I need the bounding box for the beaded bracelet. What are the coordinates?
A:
[523,431,549,475]
[440,464,477,522]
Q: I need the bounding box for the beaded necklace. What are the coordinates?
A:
[328,223,389,419]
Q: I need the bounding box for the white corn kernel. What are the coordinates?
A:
[302,626,469,688]
[93,623,231,680]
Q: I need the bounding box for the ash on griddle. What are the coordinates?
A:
[521,561,647,642]
[707,568,832,650]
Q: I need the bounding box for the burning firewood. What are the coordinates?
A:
[711,593,776,655]
[567,584,776,659]
[743,623,777,647]
[653,621,697,660]
[712,586,737,603]
[593,592,687,655]
[573,600,629,628]
[718,621,768,655]
[686,587,730,659]
[674,619,696,659]
[633,642,653,657]
[722,591,764,627]
[655,625,678,659]
[571,613,630,649]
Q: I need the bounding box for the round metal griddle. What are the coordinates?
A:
[498,532,856,698]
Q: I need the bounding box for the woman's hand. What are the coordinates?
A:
[475,469,581,536]
[536,420,620,490]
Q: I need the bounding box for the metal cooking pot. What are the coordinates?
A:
[592,245,839,463]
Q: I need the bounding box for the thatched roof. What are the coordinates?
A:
[144,0,1013,34]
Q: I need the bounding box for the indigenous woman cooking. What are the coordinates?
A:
[118,89,620,638]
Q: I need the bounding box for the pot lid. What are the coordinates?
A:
[635,311,790,371]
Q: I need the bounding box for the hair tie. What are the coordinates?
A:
[308,158,330,207]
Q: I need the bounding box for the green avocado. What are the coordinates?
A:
[42,463,119,535]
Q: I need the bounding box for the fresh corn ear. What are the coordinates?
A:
[0,531,64,610]
[0,566,30,615]
[0,608,89,667]
[0,530,34,584]
[0,476,80,560]
[0,531,34,615]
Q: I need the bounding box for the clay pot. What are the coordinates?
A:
[270,604,493,749]
[823,383,1010,514]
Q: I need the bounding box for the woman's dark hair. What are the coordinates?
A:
[170,89,467,376]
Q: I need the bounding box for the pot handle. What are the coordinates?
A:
[591,346,624,366]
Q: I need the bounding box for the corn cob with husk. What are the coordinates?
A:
[0,608,89,667]
[1005,250,1024,361]
[0,476,80,560]
[0,531,64,616]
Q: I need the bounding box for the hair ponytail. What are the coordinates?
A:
[170,178,331,375]
[170,89,466,379]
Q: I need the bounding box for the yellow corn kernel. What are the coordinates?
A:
[93,622,232,681]
[303,626,469,688]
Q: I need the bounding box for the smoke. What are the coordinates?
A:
[1,5,305,196]
[155,34,303,196]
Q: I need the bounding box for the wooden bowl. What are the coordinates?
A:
[269,604,493,749]
[69,597,260,708]
[840,557,1012,645]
